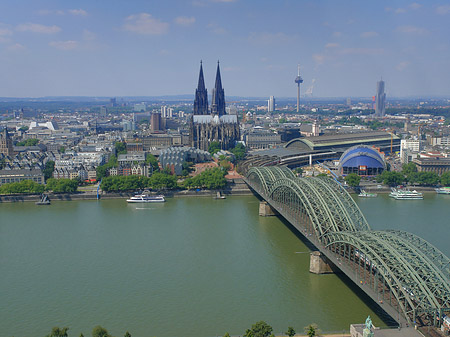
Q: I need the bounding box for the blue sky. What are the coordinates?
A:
[1,0,449,98]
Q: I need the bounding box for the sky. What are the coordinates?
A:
[1,0,450,98]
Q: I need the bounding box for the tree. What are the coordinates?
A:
[145,154,159,173]
[230,143,246,161]
[45,327,69,337]
[441,172,450,186]
[16,138,39,146]
[115,141,127,155]
[293,167,303,176]
[402,162,417,176]
[286,326,296,337]
[304,324,319,337]
[124,332,131,337]
[208,141,221,155]
[59,146,66,153]
[43,160,55,181]
[92,325,111,337]
[345,173,361,187]
[380,171,404,186]
[46,178,78,193]
[223,333,230,337]
[244,321,273,337]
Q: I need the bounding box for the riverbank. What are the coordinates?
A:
[0,178,253,203]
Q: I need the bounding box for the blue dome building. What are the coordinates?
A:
[339,145,386,176]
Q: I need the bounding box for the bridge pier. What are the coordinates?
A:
[309,251,336,274]
[259,201,277,216]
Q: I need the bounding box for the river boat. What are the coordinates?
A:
[35,193,50,205]
[435,187,450,195]
[126,190,165,203]
[389,188,423,200]
[214,191,226,199]
[358,190,377,197]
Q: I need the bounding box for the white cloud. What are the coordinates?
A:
[360,31,379,38]
[436,5,450,15]
[332,31,342,38]
[174,16,196,26]
[16,23,61,34]
[82,29,96,41]
[396,61,411,71]
[338,47,384,55]
[410,3,422,10]
[396,25,427,35]
[49,40,79,50]
[313,54,325,65]
[395,8,407,14]
[69,9,88,16]
[248,32,297,44]
[37,9,65,15]
[123,13,169,35]
[7,43,26,51]
[208,23,227,34]
[0,27,13,37]
[325,43,339,48]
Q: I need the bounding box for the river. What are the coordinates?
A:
[1,193,449,337]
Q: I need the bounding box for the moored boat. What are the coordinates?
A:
[358,190,377,197]
[389,188,423,200]
[35,193,51,205]
[126,190,165,203]
[435,187,450,195]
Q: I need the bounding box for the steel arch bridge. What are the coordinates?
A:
[245,166,450,327]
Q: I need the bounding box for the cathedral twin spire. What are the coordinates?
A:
[193,61,225,116]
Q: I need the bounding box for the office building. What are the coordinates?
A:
[375,79,386,117]
[268,96,275,112]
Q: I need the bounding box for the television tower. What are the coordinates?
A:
[294,64,303,112]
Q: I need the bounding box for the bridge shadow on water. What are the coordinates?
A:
[277,214,398,327]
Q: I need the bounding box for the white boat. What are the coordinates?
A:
[435,187,450,195]
[127,191,165,203]
[358,190,377,197]
[389,188,423,200]
[214,191,226,199]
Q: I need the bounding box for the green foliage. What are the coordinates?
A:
[92,325,111,337]
[59,146,66,153]
[96,154,118,181]
[407,171,439,186]
[0,157,5,169]
[115,141,127,155]
[46,178,78,193]
[279,117,287,123]
[208,141,221,155]
[148,172,177,190]
[304,324,319,337]
[45,327,69,337]
[181,161,194,176]
[124,332,131,337]
[182,167,227,190]
[43,160,55,181]
[0,180,45,194]
[219,159,232,171]
[230,143,246,161]
[286,326,296,337]
[293,167,303,175]
[378,171,405,186]
[316,173,328,177]
[16,138,39,146]
[19,126,29,131]
[243,321,273,337]
[100,173,178,192]
[145,154,159,173]
[441,172,450,186]
[345,173,361,187]
[401,162,417,177]
[223,333,230,337]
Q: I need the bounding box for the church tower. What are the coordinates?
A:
[0,128,14,156]
[211,61,226,116]
[193,61,209,115]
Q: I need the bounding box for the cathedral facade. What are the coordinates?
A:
[189,62,240,151]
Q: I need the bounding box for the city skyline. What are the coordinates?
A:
[1,0,450,98]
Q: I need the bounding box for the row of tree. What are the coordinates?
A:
[182,167,227,190]
[222,321,320,337]
[0,178,78,194]
[100,172,177,192]
[44,322,320,337]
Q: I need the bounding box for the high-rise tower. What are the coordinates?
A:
[294,64,303,113]
[375,79,386,117]
[193,61,209,115]
[211,61,226,116]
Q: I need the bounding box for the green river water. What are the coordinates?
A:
[1,193,449,337]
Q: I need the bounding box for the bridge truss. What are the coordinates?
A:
[245,166,450,327]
